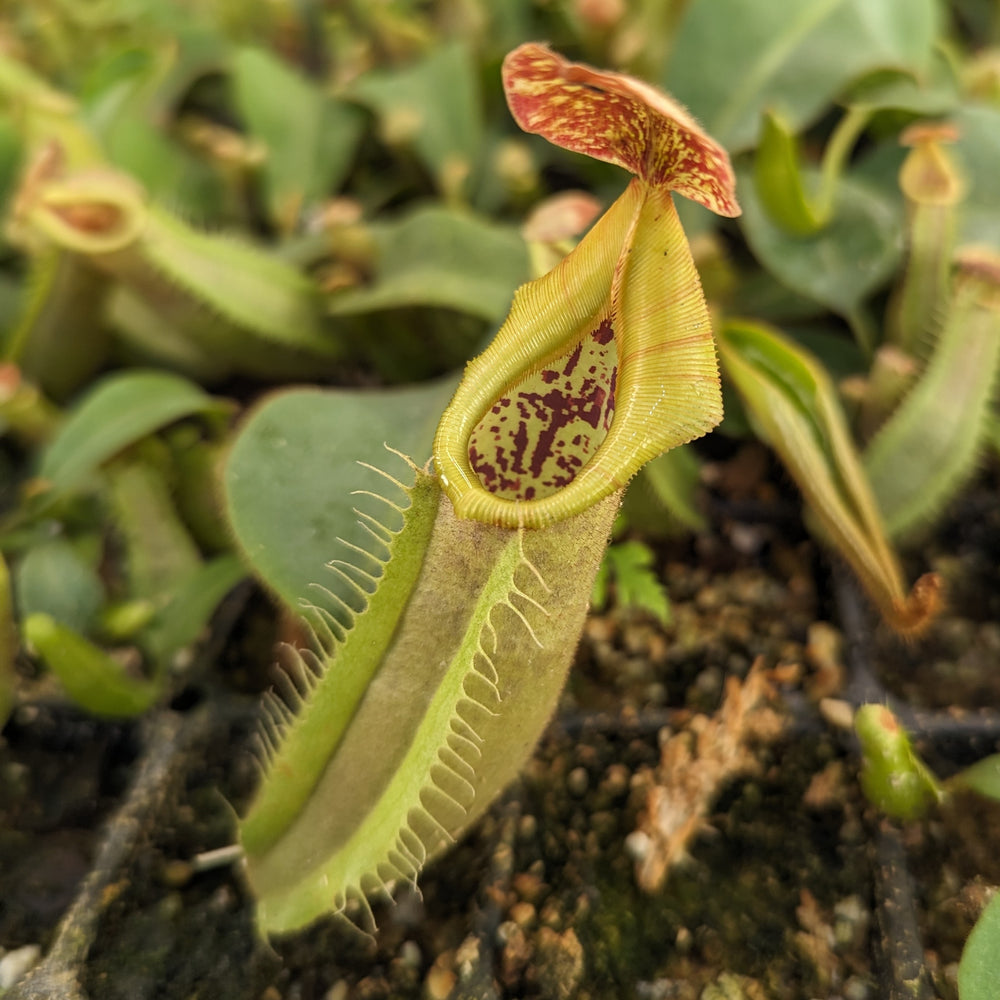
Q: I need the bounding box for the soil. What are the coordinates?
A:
[2,456,999,1000]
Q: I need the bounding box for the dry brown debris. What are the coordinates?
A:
[794,888,839,990]
[804,620,846,700]
[627,657,786,892]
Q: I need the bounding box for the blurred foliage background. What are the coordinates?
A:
[0,0,997,732]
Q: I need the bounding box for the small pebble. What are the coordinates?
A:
[512,871,547,904]
[517,813,538,841]
[0,944,41,989]
[644,681,668,705]
[819,697,855,730]
[533,927,584,1000]
[160,859,194,888]
[843,975,872,1000]
[399,940,422,968]
[567,766,589,797]
[424,961,455,1000]
[601,763,630,798]
[675,926,693,954]
[833,895,869,949]
[539,899,563,929]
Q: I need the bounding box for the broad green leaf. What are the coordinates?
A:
[38,370,223,494]
[83,35,230,218]
[754,110,826,236]
[842,58,959,116]
[144,554,246,663]
[627,446,707,536]
[223,377,458,612]
[753,106,871,237]
[351,41,482,196]
[739,165,902,316]
[958,892,1000,1000]
[784,327,867,382]
[0,51,103,168]
[950,754,1000,803]
[15,536,104,634]
[953,104,1000,249]
[665,0,939,150]
[24,613,162,717]
[327,205,529,324]
[719,319,938,632]
[231,47,365,228]
[727,269,828,325]
[327,206,529,382]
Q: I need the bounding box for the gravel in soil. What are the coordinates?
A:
[3,474,1000,998]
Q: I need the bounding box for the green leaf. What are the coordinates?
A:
[594,541,671,625]
[326,206,528,381]
[739,165,902,316]
[949,754,1000,803]
[83,36,230,218]
[719,319,937,632]
[38,370,223,494]
[351,41,482,195]
[754,105,872,238]
[842,59,959,116]
[627,446,707,536]
[222,377,458,612]
[15,536,104,634]
[231,46,365,227]
[754,110,826,236]
[954,104,1000,249]
[140,206,340,362]
[327,205,528,323]
[143,554,246,663]
[665,0,939,151]
[959,892,1000,1000]
[0,51,104,168]
[24,612,162,718]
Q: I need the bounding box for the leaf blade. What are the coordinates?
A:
[38,370,222,494]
